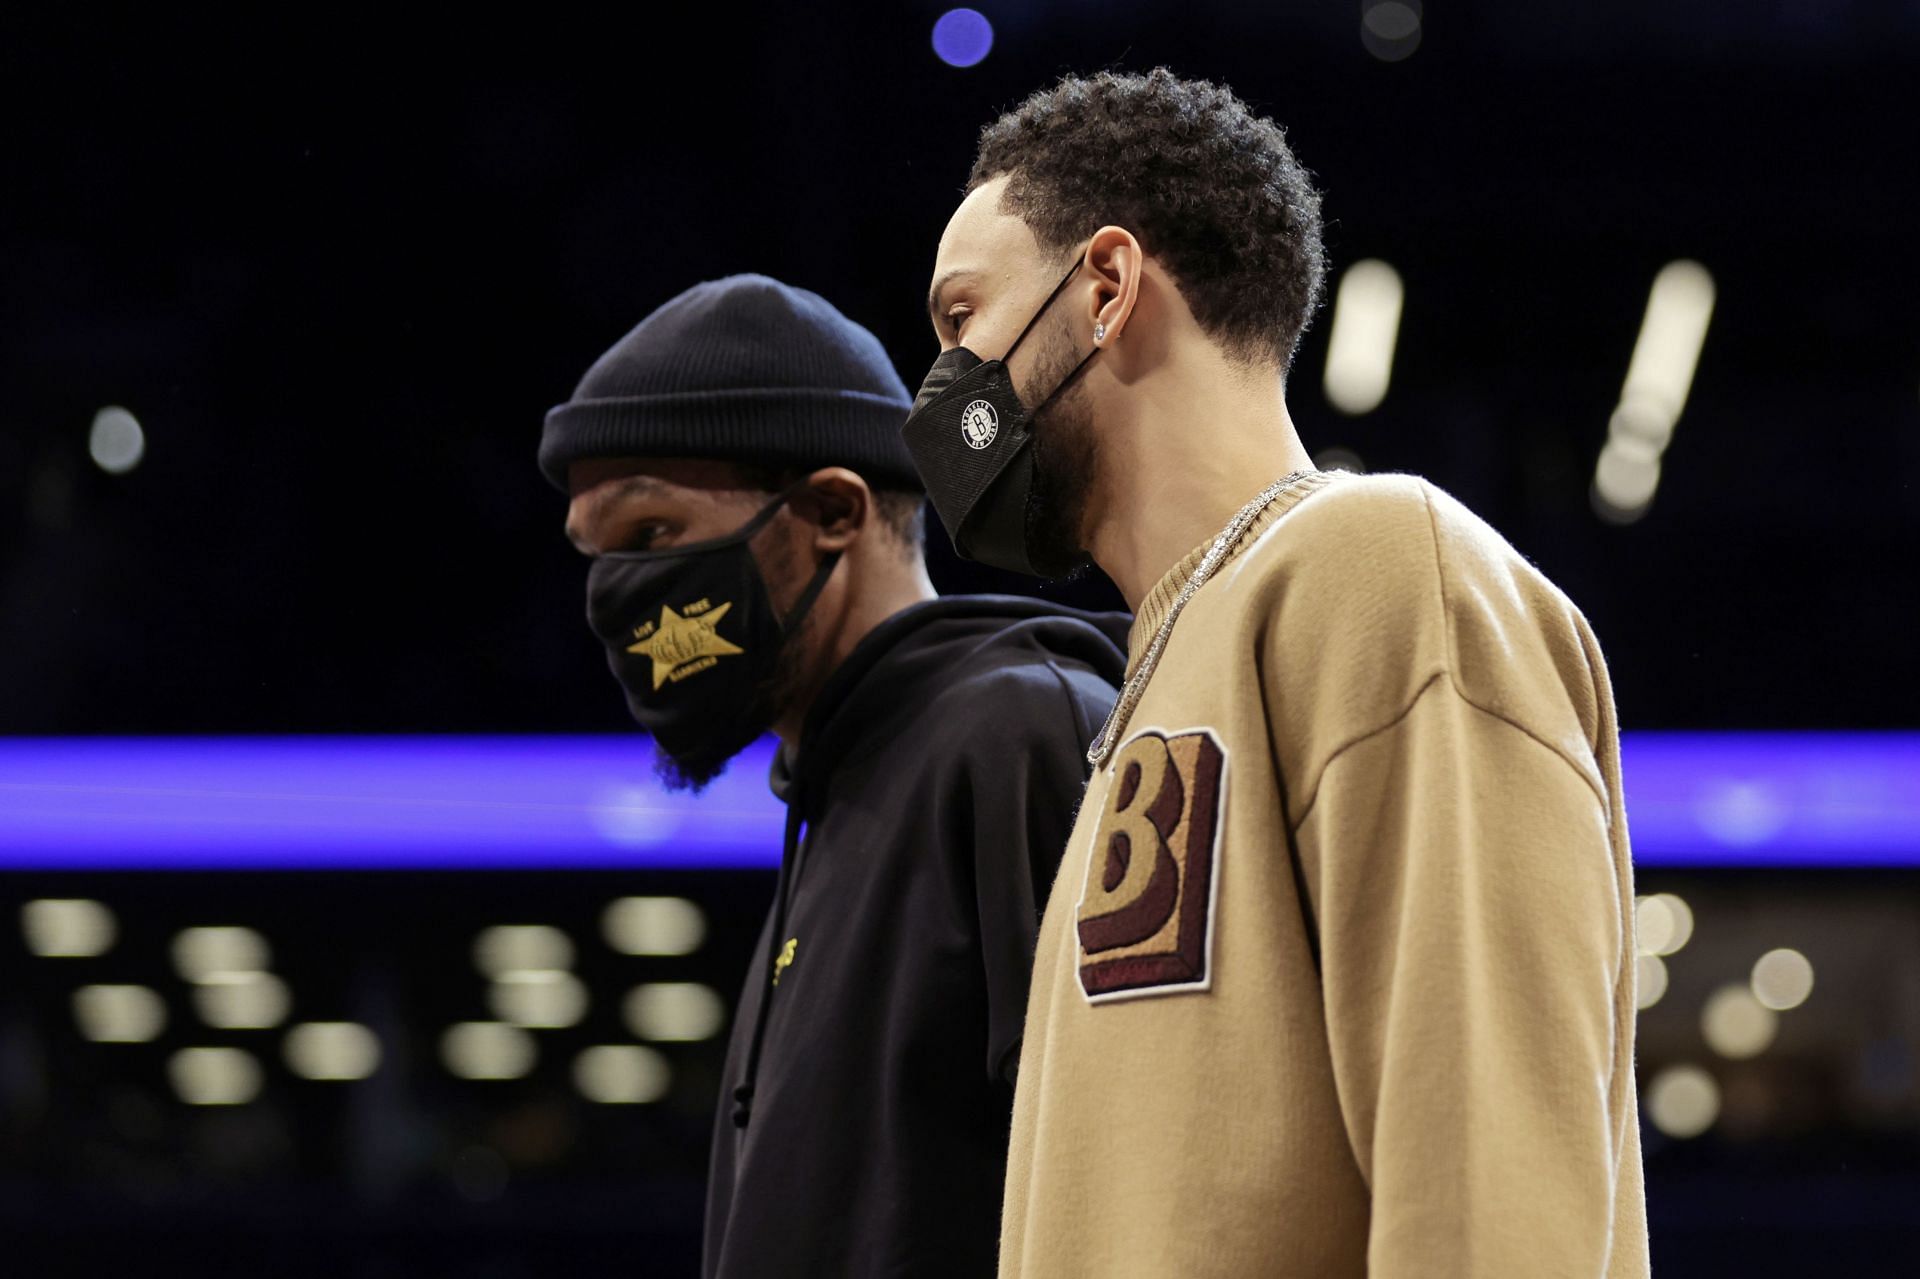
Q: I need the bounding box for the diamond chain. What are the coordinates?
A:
[1087,471,1319,769]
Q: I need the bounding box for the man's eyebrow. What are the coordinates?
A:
[927,268,980,323]
[565,474,666,553]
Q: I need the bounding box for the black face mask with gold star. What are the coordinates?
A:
[585,493,839,781]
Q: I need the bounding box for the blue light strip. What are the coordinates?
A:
[0,733,1915,870]
[0,736,785,870]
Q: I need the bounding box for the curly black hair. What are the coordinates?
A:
[969,69,1327,368]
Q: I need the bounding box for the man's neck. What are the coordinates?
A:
[771,558,937,746]
[1085,362,1315,611]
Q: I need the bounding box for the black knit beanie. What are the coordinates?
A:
[539,274,919,493]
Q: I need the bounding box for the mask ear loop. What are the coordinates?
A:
[1000,247,1105,417]
[778,549,841,635]
[766,479,846,635]
[1002,251,1092,364]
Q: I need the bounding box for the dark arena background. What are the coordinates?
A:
[4,5,1919,1276]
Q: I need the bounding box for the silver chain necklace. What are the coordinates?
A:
[1087,470,1319,769]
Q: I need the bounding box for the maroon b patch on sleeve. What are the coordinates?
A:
[1075,727,1227,1002]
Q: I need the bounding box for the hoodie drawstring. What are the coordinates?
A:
[731,794,806,1128]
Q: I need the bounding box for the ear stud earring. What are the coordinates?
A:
[1093,322,1107,343]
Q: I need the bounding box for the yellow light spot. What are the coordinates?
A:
[573,1045,671,1104]
[625,983,727,1042]
[194,972,291,1029]
[169,1047,263,1105]
[473,925,574,978]
[441,1022,538,1080]
[602,897,707,956]
[1702,983,1777,1059]
[1750,948,1814,1011]
[1635,893,1694,956]
[489,970,588,1029]
[284,1022,381,1080]
[173,927,270,982]
[1647,1064,1719,1138]
[1636,954,1669,1010]
[74,984,166,1042]
[22,899,116,957]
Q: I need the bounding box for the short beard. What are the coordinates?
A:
[651,540,819,794]
[1020,317,1099,580]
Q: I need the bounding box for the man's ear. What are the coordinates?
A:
[789,467,871,552]
[1084,225,1144,347]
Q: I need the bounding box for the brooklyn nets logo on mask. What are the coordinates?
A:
[959,398,999,449]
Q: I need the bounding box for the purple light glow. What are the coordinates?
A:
[1620,732,1920,867]
[0,733,1915,871]
[932,9,993,69]
[0,735,784,870]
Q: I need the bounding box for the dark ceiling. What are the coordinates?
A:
[3,3,1917,733]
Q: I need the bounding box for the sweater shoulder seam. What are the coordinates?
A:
[1418,484,1608,810]
[1289,673,1610,830]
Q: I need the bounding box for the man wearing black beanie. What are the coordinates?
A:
[541,274,1127,1278]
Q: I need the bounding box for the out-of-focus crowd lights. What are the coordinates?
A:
[574,1045,671,1105]
[1635,893,1694,959]
[1633,893,1691,1011]
[1751,947,1815,1011]
[172,926,270,981]
[88,405,146,475]
[285,1021,382,1080]
[1635,954,1670,1010]
[1322,259,1404,416]
[1360,1,1422,62]
[474,924,575,977]
[490,970,589,1029]
[1646,1064,1720,1139]
[169,1046,263,1106]
[625,982,727,1042]
[1313,446,1367,475]
[443,1021,539,1081]
[603,896,707,956]
[22,898,117,957]
[193,971,292,1030]
[74,984,167,1043]
[1593,260,1716,523]
[1702,983,1779,1059]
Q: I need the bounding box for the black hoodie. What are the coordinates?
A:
[702,595,1128,1279]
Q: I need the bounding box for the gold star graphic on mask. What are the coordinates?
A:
[626,602,743,690]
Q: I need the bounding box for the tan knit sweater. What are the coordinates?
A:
[1000,472,1649,1277]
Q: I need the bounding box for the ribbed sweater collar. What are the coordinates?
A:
[1127,470,1341,670]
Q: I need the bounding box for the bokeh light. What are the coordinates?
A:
[442,1022,538,1080]
[1636,953,1670,1010]
[74,984,167,1042]
[603,897,706,956]
[474,924,575,977]
[574,1045,671,1104]
[169,1047,263,1106]
[932,9,994,68]
[1702,983,1779,1059]
[1361,1,1422,62]
[490,970,588,1029]
[22,899,117,957]
[285,1022,382,1080]
[1635,893,1695,956]
[625,982,727,1042]
[194,971,292,1029]
[173,926,271,981]
[1647,1064,1720,1138]
[1751,947,1815,1011]
[88,406,146,474]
